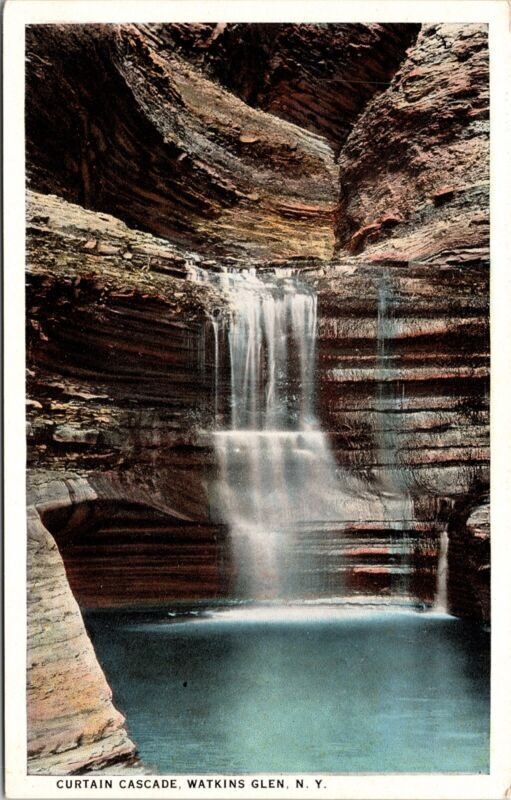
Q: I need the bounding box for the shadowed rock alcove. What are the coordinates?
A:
[41,500,232,608]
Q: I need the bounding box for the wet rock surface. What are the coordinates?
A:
[25,22,489,773]
[313,257,488,613]
[448,500,490,623]
[315,258,488,492]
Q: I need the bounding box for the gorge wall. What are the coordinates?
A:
[318,23,489,617]
[25,22,489,774]
[26,24,338,261]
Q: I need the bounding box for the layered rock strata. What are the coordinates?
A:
[316,259,489,496]
[335,23,489,259]
[138,23,420,152]
[27,506,137,774]
[324,23,489,618]
[26,24,336,261]
[25,21,489,774]
[314,257,488,611]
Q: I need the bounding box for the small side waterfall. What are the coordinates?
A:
[433,529,449,613]
[375,272,415,597]
[207,313,221,422]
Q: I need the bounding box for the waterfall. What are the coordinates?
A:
[209,269,344,599]
[433,529,449,613]
[190,265,421,604]
[207,313,221,422]
[375,272,414,597]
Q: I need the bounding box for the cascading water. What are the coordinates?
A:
[433,528,449,613]
[210,269,344,599]
[191,265,436,605]
[375,271,415,597]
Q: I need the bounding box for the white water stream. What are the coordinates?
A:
[207,269,345,597]
[190,265,447,605]
[433,528,449,613]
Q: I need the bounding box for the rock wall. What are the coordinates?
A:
[322,23,489,617]
[140,23,419,152]
[27,187,235,579]
[448,500,490,621]
[335,23,489,259]
[27,504,137,774]
[27,190,222,509]
[314,257,488,609]
[26,24,336,261]
[25,22,489,774]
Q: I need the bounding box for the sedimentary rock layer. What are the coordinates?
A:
[335,23,489,260]
[26,24,336,260]
[42,500,231,608]
[27,191,226,519]
[449,500,490,621]
[27,188,489,620]
[314,258,489,614]
[316,258,489,493]
[27,506,137,774]
[139,23,420,153]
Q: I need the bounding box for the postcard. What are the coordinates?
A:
[4,1,511,797]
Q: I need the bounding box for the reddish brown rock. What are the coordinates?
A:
[142,23,419,152]
[335,24,489,262]
[26,24,337,261]
[315,258,489,500]
[26,185,489,621]
[26,191,227,519]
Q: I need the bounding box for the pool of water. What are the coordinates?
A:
[84,607,490,774]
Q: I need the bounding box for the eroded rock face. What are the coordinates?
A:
[316,259,488,493]
[27,191,226,516]
[449,500,490,622]
[26,24,336,261]
[335,24,489,259]
[27,505,137,773]
[141,23,420,153]
[41,500,231,609]
[25,21,490,774]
